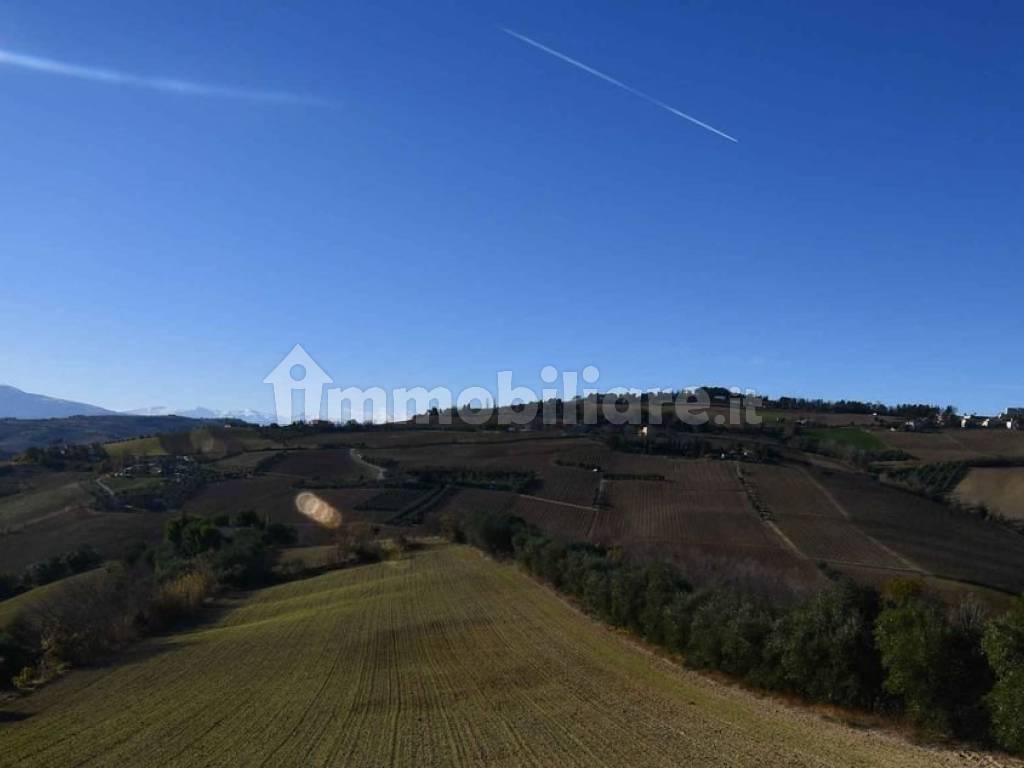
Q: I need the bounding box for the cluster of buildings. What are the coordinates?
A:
[958,408,1024,430]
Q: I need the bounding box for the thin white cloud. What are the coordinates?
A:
[502,28,736,143]
[0,46,331,107]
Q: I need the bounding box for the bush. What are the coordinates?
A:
[148,567,216,631]
[875,587,991,737]
[983,597,1024,753]
[231,509,264,529]
[0,571,22,600]
[264,522,298,546]
[766,580,883,707]
[165,515,222,557]
[686,590,775,681]
[13,565,150,667]
[211,529,270,588]
[640,562,689,645]
[0,631,30,689]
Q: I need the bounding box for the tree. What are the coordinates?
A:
[687,590,774,680]
[165,516,222,557]
[639,562,687,645]
[983,597,1024,753]
[874,585,989,736]
[766,580,883,707]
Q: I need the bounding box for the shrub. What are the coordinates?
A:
[14,565,150,667]
[640,562,689,645]
[231,509,264,529]
[0,631,30,688]
[874,588,990,737]
[165,515,222,557]
[148,567,216,630]
[212,529,270,588]
[0,571,22,600]
[663,590,710,654]
[686,590,774,680]
[766,580,883,707]
[609,567,645,633]
[983,597,1024,753]
[264,522,298,546]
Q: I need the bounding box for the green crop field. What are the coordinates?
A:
[0,545,988,767]
[806,427,886,451]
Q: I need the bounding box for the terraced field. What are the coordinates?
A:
[0,545,1000,768]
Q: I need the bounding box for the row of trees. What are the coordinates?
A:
[452,510,1024,754]
[766,397,943,419]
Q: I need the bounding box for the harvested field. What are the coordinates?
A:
[428,487,516,528]
[209,449,282,474]
[508,495,596,542]
[364,437,587,473]
[270,449,369,484]
[0,545,996,768]
[356,488,428,513]
[0,473,92,530]
[532,465,600,506]
[595,479,781,552]
[606,456,740,489]
[817,469,1024,594]
[953,467,1024,520]
[879,429,1024,463]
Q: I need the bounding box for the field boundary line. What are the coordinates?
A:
[516,493,595,513]
[762,519,807,559]
[797,467,927,574]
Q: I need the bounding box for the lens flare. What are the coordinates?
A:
[295,492,342,528]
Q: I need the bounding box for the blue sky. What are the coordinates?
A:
[0,1,1021,415]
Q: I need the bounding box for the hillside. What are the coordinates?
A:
[0,545,1006,768]
[0,415,223,456]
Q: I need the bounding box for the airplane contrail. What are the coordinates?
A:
[502,28,737,143]
[0,46,331,107]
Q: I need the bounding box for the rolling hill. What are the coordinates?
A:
[0,545,998,768]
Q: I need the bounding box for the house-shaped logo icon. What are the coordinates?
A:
[263,344,333,424]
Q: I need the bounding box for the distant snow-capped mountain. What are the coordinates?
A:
[124,406,276,425]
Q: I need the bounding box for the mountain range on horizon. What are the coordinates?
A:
[0,384,275,424]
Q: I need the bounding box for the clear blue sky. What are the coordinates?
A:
[1,1,1021,415]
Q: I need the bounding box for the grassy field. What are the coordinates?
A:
[0,569,102,631]
[103,435,168,459]
[806,427,886,451]
[0,544,998,768]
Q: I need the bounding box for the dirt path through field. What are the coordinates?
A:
[350,447,386,480]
